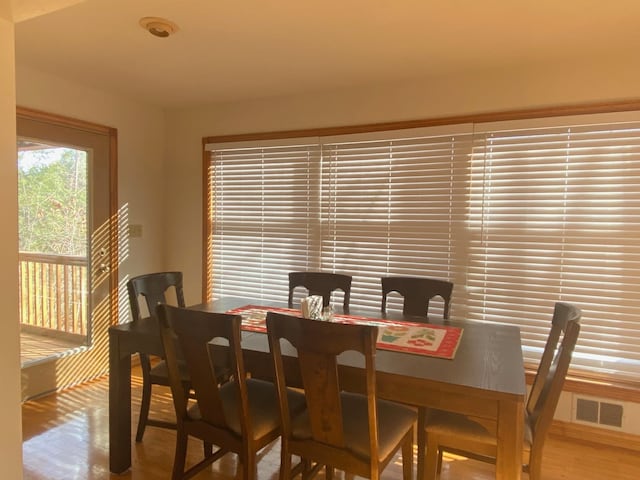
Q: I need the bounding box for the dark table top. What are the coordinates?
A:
[110,296,526,398]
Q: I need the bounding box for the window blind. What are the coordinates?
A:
[468,119,640,381]
[206,140,321,304]
[206,113,640,384]
[320,130,472,314]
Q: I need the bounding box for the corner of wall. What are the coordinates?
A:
[0,12,25,479]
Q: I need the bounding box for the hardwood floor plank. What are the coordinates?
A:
[21,370,640,479]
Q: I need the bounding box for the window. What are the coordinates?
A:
[205,110,640,384]
[468,115,640,380]
[320,127,473,313]
[206,138,320,304]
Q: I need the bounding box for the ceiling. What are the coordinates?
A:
[13,0,640,109]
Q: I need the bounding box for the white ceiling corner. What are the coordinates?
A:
[12,0,85,22]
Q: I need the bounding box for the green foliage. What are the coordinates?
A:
[18,148,88,256]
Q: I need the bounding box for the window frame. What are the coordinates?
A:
[203,100,640,391]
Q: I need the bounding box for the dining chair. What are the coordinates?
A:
[127,271,188,442]
[266,311,416,480]
[422,301,581,480]
[381,276,453,319]
[381,275,454,474]
[288,271,352,312]
[156,304,306,480]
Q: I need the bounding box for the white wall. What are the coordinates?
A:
[16,65,168,308]
[0,7,24,480]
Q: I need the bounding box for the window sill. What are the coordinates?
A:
[525,367,640,403]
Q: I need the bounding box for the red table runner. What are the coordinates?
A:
[225,305,463,360]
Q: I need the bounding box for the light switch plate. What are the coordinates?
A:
[128,224,143,238]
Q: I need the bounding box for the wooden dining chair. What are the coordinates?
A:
[127,271,188,442]
[266,311,416,480]
[288,271,352,312]
[381,275,454,474]
[381,276,453,319]
[156,304,306,480]
[422,302,581,480]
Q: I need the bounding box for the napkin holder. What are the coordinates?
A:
[301,295,323,320]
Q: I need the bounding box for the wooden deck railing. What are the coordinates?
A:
[19,252,88,336]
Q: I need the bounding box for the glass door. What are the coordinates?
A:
[17,109,117,399]
[18,140,90,364]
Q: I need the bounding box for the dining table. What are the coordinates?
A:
[109,297,526,480]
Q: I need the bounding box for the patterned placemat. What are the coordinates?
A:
[226,305,463,360]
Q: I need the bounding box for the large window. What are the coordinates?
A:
[205,111,640,384]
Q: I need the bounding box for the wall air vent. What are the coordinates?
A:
[575,396,624,428]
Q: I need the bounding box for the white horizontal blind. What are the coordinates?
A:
[321,133,472,313]
[468,121,640,381]
[207,142,321,304]
[206,113,640,383]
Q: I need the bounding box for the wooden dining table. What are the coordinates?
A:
[109,297,526,479]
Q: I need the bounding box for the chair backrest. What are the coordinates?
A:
[127,271,185,321]
[288,271,352,311]
[266,311,379,460]
[527,302,581,449]
[381,276,453,319]
[156,304,250,436]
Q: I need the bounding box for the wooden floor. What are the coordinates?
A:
[21,369,640,480]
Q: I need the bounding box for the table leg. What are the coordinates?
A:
[495,397,524,480]
[109,331,132,473]
[416,407,426,480]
